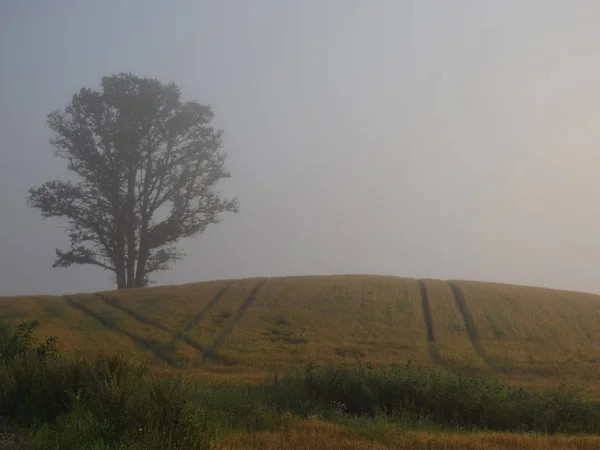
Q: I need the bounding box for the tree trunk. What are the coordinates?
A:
[134,215,149,287]
[125,169,137,288]
[115,234,127,290]
[126,239,136,288]
[136,153,152,288]
[134,252,148,288]
[113,190,127,290]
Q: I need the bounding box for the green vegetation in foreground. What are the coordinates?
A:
[1,322,599,450]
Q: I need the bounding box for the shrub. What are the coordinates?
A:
[279,362,600,434]
[0,322,215,449]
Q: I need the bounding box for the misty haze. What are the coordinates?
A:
[2,1,600,449]
[3,1,600,296]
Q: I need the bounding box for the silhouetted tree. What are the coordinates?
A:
[27,73,238,289]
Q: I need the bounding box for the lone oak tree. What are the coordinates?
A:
[27,73,238,289]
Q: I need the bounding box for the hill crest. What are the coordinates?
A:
[2,274,600,392]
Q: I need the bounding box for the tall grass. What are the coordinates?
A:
[1,321,599,450]
[280,361,600,434]
[0,321,214,449]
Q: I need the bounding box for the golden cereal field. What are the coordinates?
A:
[2,274,600,392]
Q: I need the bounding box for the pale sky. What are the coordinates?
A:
[2,0,600,296]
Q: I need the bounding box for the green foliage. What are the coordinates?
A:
[2,321,600,449]
[26,73,238,289]
[0,321,58,362]
[0,322,214,449]
[281,362,600,434]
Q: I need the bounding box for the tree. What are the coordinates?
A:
[27,73,238,289]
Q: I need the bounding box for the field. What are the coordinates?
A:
[3,274,600,448]
[2,274,600,388]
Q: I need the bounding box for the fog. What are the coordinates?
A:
[2,1,600,296]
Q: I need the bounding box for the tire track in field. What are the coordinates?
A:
[95,294,171,332]
[165,282,237,365]
[447,282,506,372]
[172,282,234,342]
[178,334,237,366]
[64,296,175,367]
[208,278,269,353]
[96,293,210,367]
[96,283,237,366]
[418,280,436,344]
[418,280,445,365]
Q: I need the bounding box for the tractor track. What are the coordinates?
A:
[418,280,445,365]
[160,282,237,364]
[173,282,234,341]
[77,283,240,366]
[418,280,436,344]
[95,294,171,332]
[447,282,505,371]
[210,278,269,352]
[64,296,175,367]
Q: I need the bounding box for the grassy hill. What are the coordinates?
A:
[2,274,600,392]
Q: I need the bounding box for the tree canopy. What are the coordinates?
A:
[27,73,238,289]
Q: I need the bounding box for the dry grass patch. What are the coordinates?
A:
[0,295,146,361]
[451,281,600,378]
[218,419,600,450]
[218,275,430,370]
[98,280,228,332]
